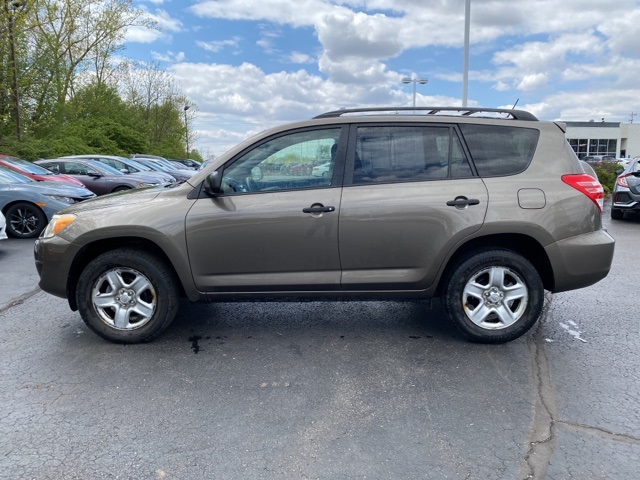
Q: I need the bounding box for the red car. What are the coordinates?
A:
[0,155,85,187]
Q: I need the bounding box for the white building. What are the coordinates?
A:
[564,121,640,159]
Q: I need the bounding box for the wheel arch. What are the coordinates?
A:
[67,237,187,311]
[436,233,554,294]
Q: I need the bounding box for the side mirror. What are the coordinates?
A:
[204,170,222,197]
[87,172,102,178]
[120,168,130,174]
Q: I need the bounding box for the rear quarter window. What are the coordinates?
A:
[460,124,540,176]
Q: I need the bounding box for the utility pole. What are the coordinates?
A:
[630,112,638,124]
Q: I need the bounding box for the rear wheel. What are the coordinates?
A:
[610,208,624,220]
[76,249,180,343]
[443,249,544,343]
[5,202,47,238]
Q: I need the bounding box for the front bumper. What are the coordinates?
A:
[34,236,79,301]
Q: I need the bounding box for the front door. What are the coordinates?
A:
[186,127,346,292]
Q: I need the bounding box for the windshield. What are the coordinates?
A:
[138,159,171,172]
[124,158,152,172]
[0,166,32,184]
[87,160,123,176]
[2,156,54,175]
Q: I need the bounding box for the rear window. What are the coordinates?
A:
[460,124,540,176]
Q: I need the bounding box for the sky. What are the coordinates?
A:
[123,0,640,158]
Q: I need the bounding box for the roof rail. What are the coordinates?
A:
[313,107,538,121]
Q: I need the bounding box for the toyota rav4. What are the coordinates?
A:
[34,107,615,344]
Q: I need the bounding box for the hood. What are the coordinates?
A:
[61,186,163,214]
[30,180,95,197]
[1,181,93,198]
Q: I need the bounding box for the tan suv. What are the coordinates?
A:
[34,107,615,344]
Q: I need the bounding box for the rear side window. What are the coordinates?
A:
[460,124,539,176]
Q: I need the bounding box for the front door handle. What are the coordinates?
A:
[302,204,336,214]
[446,197,480,207]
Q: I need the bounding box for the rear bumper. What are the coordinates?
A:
[545,229,615,293]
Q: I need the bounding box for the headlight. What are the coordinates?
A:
[136,182,159,187]
[42,214,76,238]
[45,194,75,204]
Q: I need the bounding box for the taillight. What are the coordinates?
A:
[617,174,629,188]
[562,174,604,213]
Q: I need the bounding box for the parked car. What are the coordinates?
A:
[130,155,194,183]
[34,106,614,344]
[171,158,201,170]
[583,155,616,164]
[36,159,163,195]
[611,158,640,220]
[312,162,332,177]
[0,211,6,241]
[0,155,85,187]
[0,166,96,238]
[60,154,176,187]
[616,157,633,170]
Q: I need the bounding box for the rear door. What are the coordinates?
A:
[338,123,488,290]
[186,127,347,292]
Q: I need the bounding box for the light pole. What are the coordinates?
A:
[183,105,190,158]
[462,0,471,107]
[401,76,428,108]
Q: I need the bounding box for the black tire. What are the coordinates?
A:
[76,248,180,343]
[443,249,544,343]
[610,208,624,220]
[112,186,131,193]
[5,202,47,238]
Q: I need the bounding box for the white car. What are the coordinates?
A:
[0,211,7,241]
[617,158,634,170]
[311,162,332,177]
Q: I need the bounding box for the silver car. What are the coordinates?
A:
[611,158,640,219]
[34,107,614,344]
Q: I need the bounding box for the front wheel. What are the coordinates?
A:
[5,202,47,238]
[443,249,544,343]
[76,249,180,343]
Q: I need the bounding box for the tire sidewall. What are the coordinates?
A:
[444,249,544,343]
[76,249,179,343]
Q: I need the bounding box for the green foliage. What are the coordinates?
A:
[592,162,622,195]
[0,1,194,160]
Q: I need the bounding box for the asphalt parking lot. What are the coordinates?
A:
[1,208,639,479]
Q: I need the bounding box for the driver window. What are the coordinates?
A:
[221,128,341,194]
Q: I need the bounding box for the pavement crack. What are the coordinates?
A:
[556,421,640,444]
[0,287,41,314]
[519,292,558,480]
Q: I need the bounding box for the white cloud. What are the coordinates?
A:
[286,52,316,64]
[159,1,640,154]
[151,51,186,62]
[197,38,241,53]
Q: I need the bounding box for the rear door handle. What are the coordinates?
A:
[303,205,336,214]
[446,197,480,207]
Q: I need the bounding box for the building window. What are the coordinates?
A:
[568,138,616,159]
